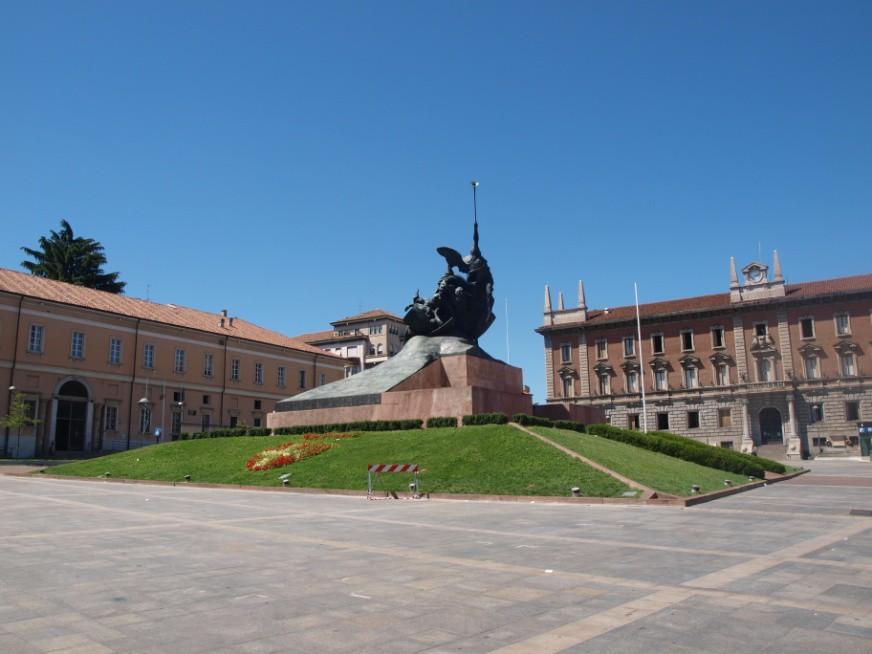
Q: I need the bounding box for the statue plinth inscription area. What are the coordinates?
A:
[268,217,532,429]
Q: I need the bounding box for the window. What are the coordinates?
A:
[598,373,610,395]
[720,441,734,449]
[651,334,664,354]
[595,339,607,359]
[139,406,151,434]
[231,359,240,382]
[800,318,815,339]
[681,330,694,352]
[109,338,122,364]
[299,370,307,389]
[656,412,669,430]
[143,343,155,369]
[628,414,640,430]
[755,323,768,338]
[173,390,185,403]
[254,363,264,385]
[810,403,824,423]
[711,327,724,348]
[626,371,639,393]
[70,331,85,358]
[563,376,574,397]
[846,401,860,421]
[718,408,732,428]
[320,373,326,386]
[687,411,700,429]
[174,348,186,373]
[171,412,182,435]
[841,353,856,377]
[368,345,376,356]
[27,325,44,353]
[683,367,698,388]
[758,358,773,382]
[835,313,851,336]
[370,325,383,335]
[254,399,262,410]
[278,366,286,387]
[202,394,210,405]
[623,337,635,357]
[654,369,667,391]
[229,416,238,428]
[560,344,572,363]
[804,355,819,380]
[201,413,211,432]
[253,417,262,428]
[716,363,729,386]
[203,353,214,377]
[104,405,118,431]
[377,343,384,355]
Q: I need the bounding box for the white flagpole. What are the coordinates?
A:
[634,282,648,433]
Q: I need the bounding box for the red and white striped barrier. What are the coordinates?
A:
[368,464,419,473]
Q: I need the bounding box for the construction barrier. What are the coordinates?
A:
[367,464,420,499]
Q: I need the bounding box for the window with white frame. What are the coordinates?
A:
[104,405,118,431]
[560,343,572,363]
[626,370,639,393]
[254,362,264,385]
[835,313,851,336]
[651,333,664,354]
[143,343,155,369]
[28,325,44,353]
[681,330,694,352]
[70,331,85,358]
[277,366,286,387]
[711,326,725,348]
[716,363,729,386]
[231,358,240,381]
[800,317,815,339]
[598,373,610,395]
[623,337,635,357]
[108,338,122,364]
[596,339,607,360]
[174,348,186,373]
[562,376,573,398]
[654,369,667,391]
[139,405,151,434]
[203,353,214,377]
[683,366,698,388]
[840,353,856,377]
[804,355,819,380]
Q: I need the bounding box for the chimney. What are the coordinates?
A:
[221,309,228,317]
[219,317,225,328]
[228,316,235,327]
[772,250,783,282]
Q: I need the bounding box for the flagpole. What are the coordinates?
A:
[634,282,648,433]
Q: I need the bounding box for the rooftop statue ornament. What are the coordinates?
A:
[403,182,496,343]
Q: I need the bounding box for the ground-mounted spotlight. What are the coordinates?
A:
[571,487,582,497]
[691,484,701,494]
[724,480,733,487]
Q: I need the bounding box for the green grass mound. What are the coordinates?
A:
[535,427,751,496]
[48,425,633,498]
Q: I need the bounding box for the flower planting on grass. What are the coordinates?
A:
[246,433,355,471]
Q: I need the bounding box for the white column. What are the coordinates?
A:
[740,400,755,454]
[84,401,94,451]
[786,395,801,459]
[48,397,58,451]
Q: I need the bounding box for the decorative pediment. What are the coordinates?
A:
[557,366,578,379]
[742,262,769,285]
[620,360,640,373]
[679,354,703,368]
[649,356,670,371]
[833,340,861,355]
[592,362,614,375]
[709,351,734,365]
[798,342,824,357]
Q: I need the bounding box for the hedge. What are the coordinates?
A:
[462,412,508,426]
[512,414,586,433]
[273,419,423,435]
[426,416,458,428]
[585,424,783,478]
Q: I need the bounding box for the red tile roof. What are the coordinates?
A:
[297,329,369,345]
[0,267,338,357]
[541,273,872,331]
[330,308,403,324]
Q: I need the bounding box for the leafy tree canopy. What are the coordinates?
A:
[21,220,126,293]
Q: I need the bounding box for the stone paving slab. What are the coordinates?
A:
[0,461,871,653]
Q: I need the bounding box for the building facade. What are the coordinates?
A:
[299,309,408,375]
[0,268,347,458]
[538,254,872,458]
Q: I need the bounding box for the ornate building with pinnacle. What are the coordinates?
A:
[537,253,872,459]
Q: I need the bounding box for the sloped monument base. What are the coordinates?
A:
[268,335,532,428]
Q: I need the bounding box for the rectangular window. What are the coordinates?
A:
[800,318,815,339]
[202,394,210,405]
[651,333,664,354]
[299,370,306,389]
[174,348,186,373]
[109,338,122,364]
[596,339,608,360]
[758,358,773,382]
[711,327,724,348]
[104,405,118,431]
[254,399,262,410]
[628,413,640,430]
[718,408,732,428]
[716,363,729,386]
[626,371,638,393]
[173,390,185,403]
[598,373,610,395]
[139,406,151,434]
[563,376,574,397]
[804,356,819,380]
[201,413,211,432]
[254,363,264,385]
[171,412,182,436]
[656,412,669,431]
[654,369,667,391]
[835,313,851,336]
[203,353,214,377]
[755,322,768,338]
[253,417,262,428]
[841,354,856,377]
[687,411,700,429]
[560,344,572,362]
[810,403,824,423]
[70,331,85,358]
[143,343,155,369]
[720,441,734,449]
[683,367,698,388]
[681,330,694,352]
[28,325,44,353]
[846,401,860,422]
[277,366,286,387]
[320,373,326,386]
[623,337,635,357]
[231,359,240,381]
[229,415,238,428]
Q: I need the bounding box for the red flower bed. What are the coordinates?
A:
[246,433,355,471]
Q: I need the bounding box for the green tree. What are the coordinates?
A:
[1,392,40,457]
[21,219,126,293]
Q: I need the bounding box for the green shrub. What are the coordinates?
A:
[585,424,780,478]
[426,416,458,428]
[206,428,247,438]
[246,428,271,436]
[462,412,508,426]
[272,419,423,435]
[513,414,554,427]
[554,419,585,433]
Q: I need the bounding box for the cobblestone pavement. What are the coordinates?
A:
[0,465,870,653]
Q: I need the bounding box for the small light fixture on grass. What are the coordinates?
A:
[279,473,291,487]
[571,487,582,497]
[104,472,111,478]
[724,480,733,487]
[691,484,701,494]
[183,474,191,482]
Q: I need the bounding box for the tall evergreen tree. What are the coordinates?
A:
[21,220,126,293]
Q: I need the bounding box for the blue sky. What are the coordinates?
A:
[2,1,871,402]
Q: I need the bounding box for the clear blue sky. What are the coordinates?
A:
[2,2,871,402]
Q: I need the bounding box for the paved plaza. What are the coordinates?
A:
[0,461,871,653]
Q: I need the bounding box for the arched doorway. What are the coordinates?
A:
[759,407,783,444]
[55,380,89,451]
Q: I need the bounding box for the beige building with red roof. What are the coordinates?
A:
[538,254,872,459]
[0,268,347,457]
